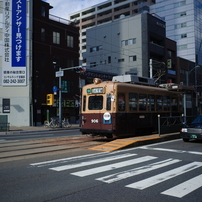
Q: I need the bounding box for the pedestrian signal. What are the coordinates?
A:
[46,94,54,105]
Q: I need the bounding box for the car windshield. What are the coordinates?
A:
[192,115,202,124]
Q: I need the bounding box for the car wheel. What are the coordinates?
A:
[183,138,189,142]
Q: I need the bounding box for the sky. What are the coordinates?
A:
[45,0,106,20]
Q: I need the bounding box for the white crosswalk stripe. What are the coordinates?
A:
[96,158,181,183]
[49,153,137,171]
[161,174,202,198]
[71,156,157,177]
[125,161,202,190]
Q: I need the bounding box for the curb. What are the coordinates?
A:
[0,127,80,135]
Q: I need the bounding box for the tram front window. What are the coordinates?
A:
[88,96,103,110]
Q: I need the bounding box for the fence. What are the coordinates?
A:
[0,115,10,131]
[157,115,187,136]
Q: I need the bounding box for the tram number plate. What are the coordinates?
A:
[190,134,197,139]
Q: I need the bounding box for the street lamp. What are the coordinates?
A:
[186,65,200,86]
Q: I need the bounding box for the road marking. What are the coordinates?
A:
[31,152,111,167]
[140,146,202,155]
[49,153,137,171]
[71,156,157,177]
[126,161,202,190]
[161,174,202,198]
[96,158,181,184]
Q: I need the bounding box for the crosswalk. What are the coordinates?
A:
[30,151,202,199]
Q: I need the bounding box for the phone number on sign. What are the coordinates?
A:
[3,79,25,84]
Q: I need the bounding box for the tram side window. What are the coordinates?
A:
[171,97,178,111]
[163,96,170,111]
[83,96,86,111]
[106,94,111,111]
[118,93,125,111]
[139,94,147,111]
[148,94,155,111]
[88,96,103,110]
[156,95,163,111]
[129,93,138,111]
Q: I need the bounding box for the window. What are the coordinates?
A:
[67,35,73,48]
[174,22,186,29]
[98,45,102,51]
[90,62,96,67]
[88,96,103,110]
[175,33,187,40]
[174,1,186,7]
[90,45,102,52]
[139,94,147,111]
[129,93,138,111]
[163,96,170,111]
[129,55,136,62]
[121,38,136,47]
[177,44,187,50]
[118,93,125,111]
[156,6,165,12]
[53,32,60,44]
[41,28,45,41]
[148,95,155,111]
[171,97,178,111]
[175,12,186,18]
[108,56,111,63]
[156,95,163,111]
[128,38,136,45]
[118,58,124,62]
[41,6,45,17]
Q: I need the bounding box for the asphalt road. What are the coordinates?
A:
[0,138,202,202]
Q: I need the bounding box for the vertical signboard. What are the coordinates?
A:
[2,0,27,86]
[3,99,10,113]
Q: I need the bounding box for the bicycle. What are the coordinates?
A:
[44,117,58,128]
[61,118,72,128]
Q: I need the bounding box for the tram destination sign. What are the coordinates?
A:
[89,87,104,94]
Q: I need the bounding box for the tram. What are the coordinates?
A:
[80,75,184,138]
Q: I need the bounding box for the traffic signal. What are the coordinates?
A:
[46,94,54,105]
[74,66,86,73]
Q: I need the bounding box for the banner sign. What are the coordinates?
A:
[2,0,27,86]
[12,0,26,67]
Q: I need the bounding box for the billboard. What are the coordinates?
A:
[2,0,27,86]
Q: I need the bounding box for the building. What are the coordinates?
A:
[69,0,156,62]
[150,0,202,66]
[83,13,178,84]
[0,0,80,126]
[70,0,202,66]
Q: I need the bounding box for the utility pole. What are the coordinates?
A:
[55,65,86,127]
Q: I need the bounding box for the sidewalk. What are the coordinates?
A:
[0,124,80,135]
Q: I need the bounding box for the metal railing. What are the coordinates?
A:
[158,115,184,136]
[0,123,10,132]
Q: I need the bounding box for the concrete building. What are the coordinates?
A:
[69,0,156,62]
[69,0,202,66]
[83,13,178,84]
